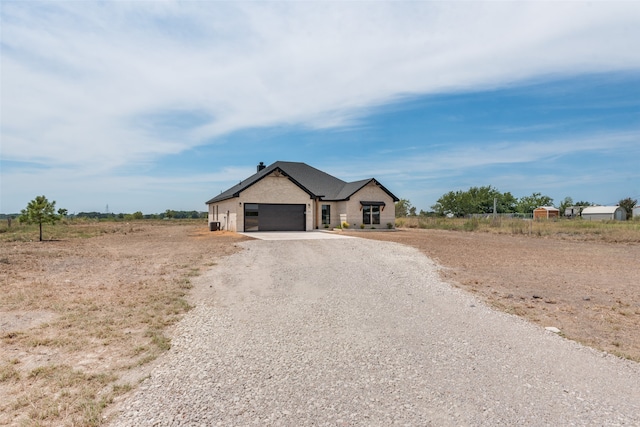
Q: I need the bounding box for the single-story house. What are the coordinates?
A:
[581,206,627,221]
[533,206,560,220]
[206,161,399,232]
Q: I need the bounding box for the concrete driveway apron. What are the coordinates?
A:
[239,231,355,240]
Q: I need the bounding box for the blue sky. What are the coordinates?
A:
[1,1,639,214]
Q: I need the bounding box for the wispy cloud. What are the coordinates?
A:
[325,129,640,209]
[333,130,640,178]
[2,2,640,212]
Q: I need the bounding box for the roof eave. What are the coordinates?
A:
[206,194,238,204]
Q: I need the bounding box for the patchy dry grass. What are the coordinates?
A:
[396,216,640,243]
[3,216,637,424]
[0,218,127,242]
[0,220,249,426]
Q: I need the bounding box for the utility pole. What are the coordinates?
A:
[493,198,497,218]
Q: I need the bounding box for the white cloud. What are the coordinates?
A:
[4,2,640,160]
[2,1,640,212]
[322,129,640,210]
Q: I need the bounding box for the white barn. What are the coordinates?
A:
[581,206,627,221]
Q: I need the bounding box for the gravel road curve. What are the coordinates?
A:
[108,238,640,426]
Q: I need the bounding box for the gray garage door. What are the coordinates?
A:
[244,203,305,231]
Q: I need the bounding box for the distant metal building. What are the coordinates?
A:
[533,206,559,220]
[581,206,627,221]
[564,206,583,218]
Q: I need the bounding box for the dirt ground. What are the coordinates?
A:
[0,221,250,426]
[1,221,638,425]
[345,228,640,362]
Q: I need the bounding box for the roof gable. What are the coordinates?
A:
[206,161,399,204]
[333,178,399,202]
[205,162,315,204]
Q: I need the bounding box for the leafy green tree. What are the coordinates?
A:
[431,186,516,217]
[618,197,637,219]
[132,211,144,220]
[395,199,413,218]
[431,190,460,216]
[19,195,62,241]
[497,192,518,214]
[515,192,554,214]
[57,208,68,218]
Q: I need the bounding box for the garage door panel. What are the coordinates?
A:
[260,204,305,231]
[244,203,305,231]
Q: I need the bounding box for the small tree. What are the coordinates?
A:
[395,199,413,218]
[558,196,574,215]
[19,195,62,241]
[618,197,637,219]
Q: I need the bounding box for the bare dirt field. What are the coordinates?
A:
[345,228,640,363]
[0,221,250,426]
[1,220,639,425]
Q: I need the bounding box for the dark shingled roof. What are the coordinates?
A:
[206,161,398,204]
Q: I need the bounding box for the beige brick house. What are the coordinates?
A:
[206,161,398,232]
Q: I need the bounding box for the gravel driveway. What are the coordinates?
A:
[108,238,640,426]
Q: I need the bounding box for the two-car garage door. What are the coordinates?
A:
[244,203,306,232]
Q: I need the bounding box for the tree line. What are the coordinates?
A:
[70,210,206,220]
[396,186,637,219]
[6,195,208,242]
